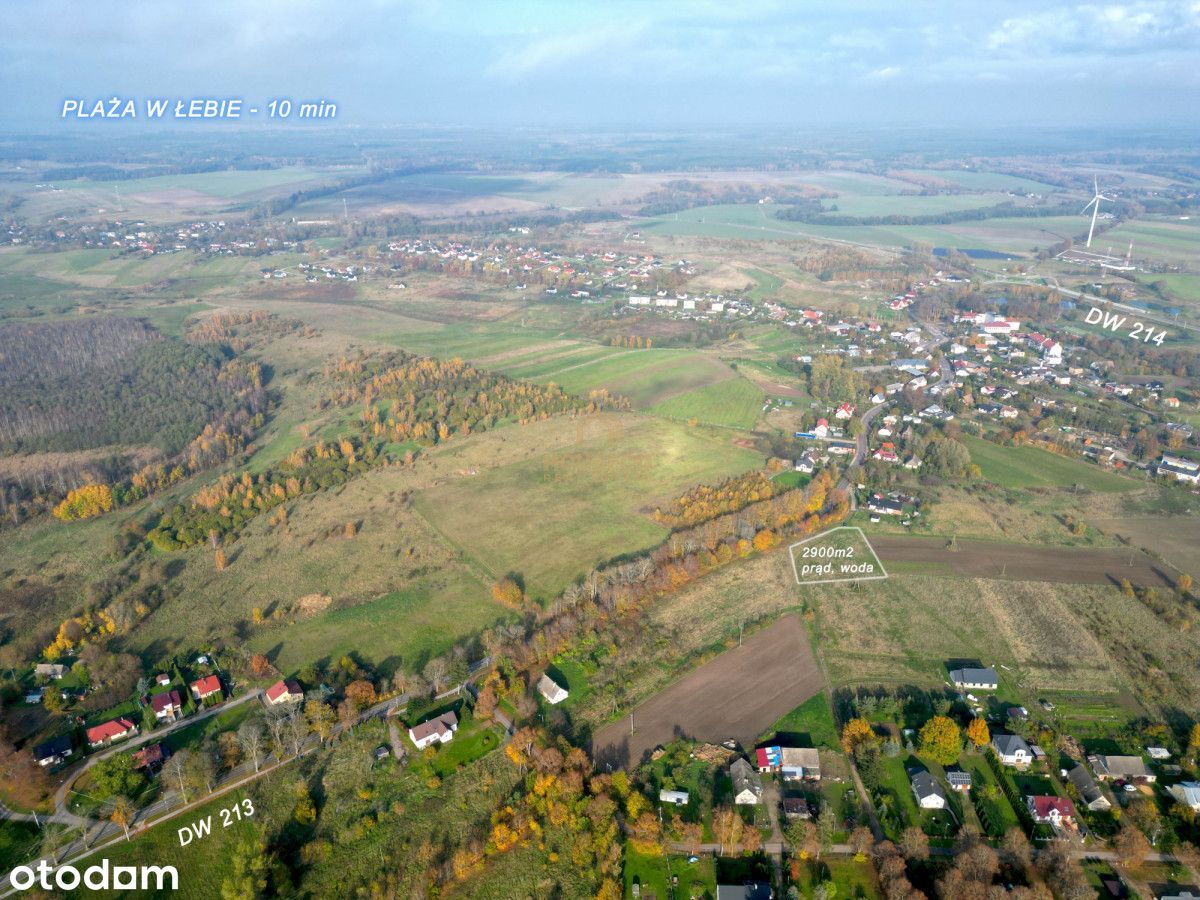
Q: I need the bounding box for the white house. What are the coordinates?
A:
[1169,782,1200,813]
[659,789,689,806]
[537,674,568,705]
[910,771,946,809]
[992,733,1033,767]
[408,711,459,750]
[731,758,763,805]
[949,667,998,690]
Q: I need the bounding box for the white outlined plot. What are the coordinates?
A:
[789,526,889,586]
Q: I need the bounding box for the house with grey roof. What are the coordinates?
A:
[949,667,998,690]
[1068,764,1110,811]
[910,770,947,809]
[991,733,1032,768]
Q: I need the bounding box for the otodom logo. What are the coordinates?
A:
[9,858,178,892]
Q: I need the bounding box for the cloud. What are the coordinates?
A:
[484,23,649,79]
[868,66,902,80]
[987,2,1200,55]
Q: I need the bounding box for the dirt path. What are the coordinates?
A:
[591,615,824,769]
[871,535,1176,587]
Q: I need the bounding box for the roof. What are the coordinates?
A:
[1069,765,1105,804]
[910,770,946,801]
[409,710,458,743]
[537,673,568,704]
[86,717,136,744]
[1097,755,1152,779]
[659,789,689,803]
[133,743,166,769]
[265,679,302,702]
[780,747,820,770]
[992,733,1031,756]
[191,675,222,696]
[716,884,772,900]
[946,768,972,787]
[1149,884,1200,900]
[1029,795,1076,820]
[151,689,182,713]
[950,666,998,686]
[1170,782,1200,806]
[730,758,761,796]
[33,734,72,760]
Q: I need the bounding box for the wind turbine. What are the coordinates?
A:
[1081,176,1114,248]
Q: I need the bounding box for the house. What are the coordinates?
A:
[910,770,947,809]
[731,758,763,805]
[1149,884,1200,900]
[1093,754,1156,784]
[950,667,998,690]
[1156,454,1200,484]
[33,734,73,767]
[782,797,812,819]
[1168,782,1200,812]
[992,733,1033,767]
[716,884,772,900]
[408,711,459,750]
[155,673,171,687]
[86,717,138,748]
[132,743,167,771]
[150,689,183,722]
[794,451,817,475]
[34,663,66,680]
[868,496,904,516]
[946,768,972,793]
[265,679,304,706]
[755,746,820,780]
[813,418,830,439]
[190,675,223,703]
[1027,795,1076,828]
[1069,764,1111,811]
[537,674,569,705]
[835,403,856,420]
[659,789,689,805]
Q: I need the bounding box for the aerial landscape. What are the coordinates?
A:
[1,2,1200,898]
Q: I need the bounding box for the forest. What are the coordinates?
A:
[0,318,263,456]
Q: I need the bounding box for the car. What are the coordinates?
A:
[1123,783,1137,793]
[687,856,699,864]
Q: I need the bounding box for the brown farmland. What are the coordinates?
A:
[871,536,1175,587]
[591,614,823,769]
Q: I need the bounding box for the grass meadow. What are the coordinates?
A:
[412,416,762,600]
[648,375,765,429]
[962,435,1139,492]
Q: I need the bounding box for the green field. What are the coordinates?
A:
[641,203,1083,253]
[906,169,1061,193]
[741,266,784,299]
[1148,273,1200,305]
[58,166,346,199]
[412,416,762,600]
[648,375,765,429]
[760,692,839,749]
[963,435,1139,492]
[1104,217,1200,264]
[625,849,716,900]
[248,574,507,675]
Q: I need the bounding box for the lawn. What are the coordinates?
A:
[87,788,259,900]
[963,435,1138,492]
[247,574,507,675]
[649,375,765,429]
[159,703,255,755]
[429,718,501,777]
[795,858,880,899]
[958,753,1021,836]
[412,416,762,600]
[0,820,41,873]
[760,692,839,750]
[533,349,735,409]
[625,849,716,899]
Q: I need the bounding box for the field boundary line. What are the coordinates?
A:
[789,526,889,586]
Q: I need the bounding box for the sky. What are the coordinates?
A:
[1,0,1198,129]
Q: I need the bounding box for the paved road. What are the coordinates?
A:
[52,689,263,821]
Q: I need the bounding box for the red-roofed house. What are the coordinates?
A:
[835,403,856,420]
[86,717,138,748]
[150,689,182,722]
[1027,795,1076,828]
[265,679,303,706]
[132,743,167,771]
[190,675,223,703]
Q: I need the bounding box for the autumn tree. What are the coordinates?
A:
[919,715,963,765]
[1111,824,1151,869]
[841,717,877,753]
[966,716,990,748]
[491,576,524,609]
[899,825,930,861]
[344,679,377,710]
[214,549,228,571]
